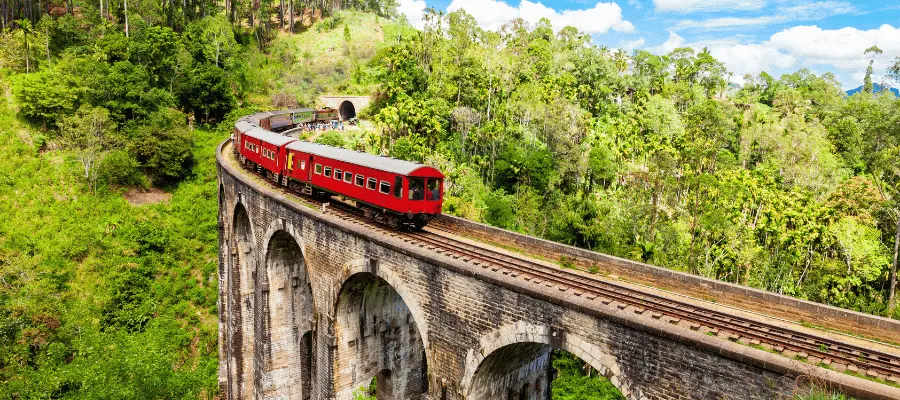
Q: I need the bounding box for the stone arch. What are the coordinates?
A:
[228,201,256,399]
[332,264,429,400]
[339,100,356,121]
[259,227,316,399]
[461,322,634,400]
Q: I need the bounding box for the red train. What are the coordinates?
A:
[232,115,444,229]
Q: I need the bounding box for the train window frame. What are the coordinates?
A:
[393,176,402,198]
[355,174,365,187]
[427,179,443,200]
[344,171,353,183]
[379,181,390,194]
[367,178,377,190]
[324,167,332,177]
[314,164,322,174]
[334,169,342,181]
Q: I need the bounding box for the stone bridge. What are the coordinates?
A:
[216,140,899,400]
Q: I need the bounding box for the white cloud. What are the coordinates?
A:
[645,24,900,88]
[647,31,685,54]
[619,37,646,51]
[673,1,855,31]
[706,43,796,78]
[648,32,796,78]
[780,1,854,20]
[677,16,780,30]
[652,0,763,13]
[447,0,634,34]
[397,0,427,29]
[769,24,900,63]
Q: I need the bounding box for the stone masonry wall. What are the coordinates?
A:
[217,141,899,400]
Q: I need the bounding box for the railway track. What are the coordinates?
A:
[235,151,900,386]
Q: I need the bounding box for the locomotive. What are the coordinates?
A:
[233,111,444,229]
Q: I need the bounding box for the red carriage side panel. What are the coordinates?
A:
[284,142,444,217]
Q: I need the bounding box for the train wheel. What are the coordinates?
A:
[385,215,399,229]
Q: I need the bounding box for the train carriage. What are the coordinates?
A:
[233,115,445,229]
[283,141,444,228]
[234,120,296,178]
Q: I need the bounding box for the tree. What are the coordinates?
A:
[863,45,882,93]
[176,64,236,123]
[131,25,182,87]
[58,106,116,192]
[184,16,237,68]
[126,108,194,184]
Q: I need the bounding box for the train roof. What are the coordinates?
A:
[236,120,297,147]
[286,141,444,177]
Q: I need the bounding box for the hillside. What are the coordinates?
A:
[846,83,899,97]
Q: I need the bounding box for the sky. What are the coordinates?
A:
[394,0,900,89]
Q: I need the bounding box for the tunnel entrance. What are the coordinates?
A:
[339,100,356,121]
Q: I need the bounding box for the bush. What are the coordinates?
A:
[316,131,346,148]
[126,108,194,185]
[98,150,146,188]
[12,69,76,128]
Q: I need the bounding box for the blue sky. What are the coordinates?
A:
[396,0,900,88]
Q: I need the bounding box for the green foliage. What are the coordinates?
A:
[0,99,219,398]
[551,350,624,400]
[184,16,238,68]
[126,108,195,184]
[12,68,76,127]
[360,9,900,319]
[177,64,236,123]
[352,376,377,400]
[316,131,347,148]
[131,26,182,87]
[99,149,146,188]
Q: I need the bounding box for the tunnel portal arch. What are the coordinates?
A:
[339,100,356,121]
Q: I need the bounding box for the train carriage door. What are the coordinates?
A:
[307,156,314,181]
[393,176,403,199]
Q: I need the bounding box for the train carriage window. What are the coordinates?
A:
[408,178,424,200]
[355,174,364,186]
[301,160,306,170]
[315,164,322,174]
[427,179,443,200]
[393,176,402,198]
[367,178,377,190]
[379,181,390,194]
[324,167,332,177]
[334,169,342,180]
[344,171,353,183]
